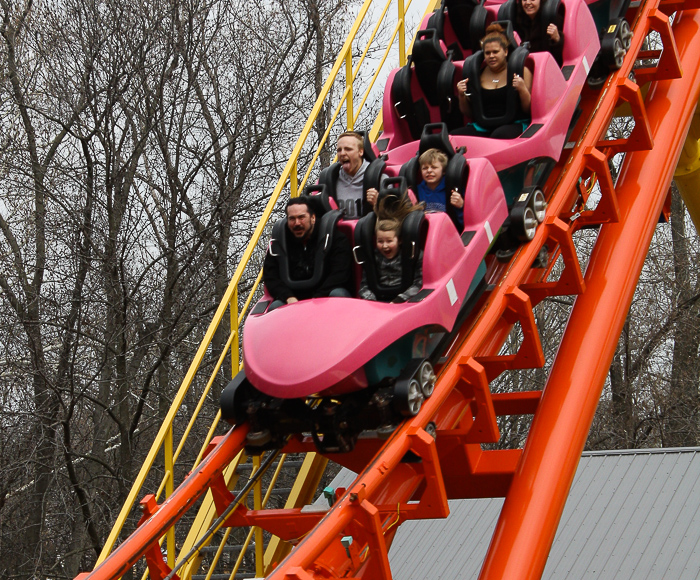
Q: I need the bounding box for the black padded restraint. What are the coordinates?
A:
[354,179,426,302]
[269,209,344,292]
[463,44,529,129]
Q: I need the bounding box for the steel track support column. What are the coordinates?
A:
[578,147,620,226]
[479,9,700,580]
[80,429,249,580]
[520,217,585,305]
[674,105,700,232]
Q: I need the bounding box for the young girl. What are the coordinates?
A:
[416,148,464,231]
[358,197,424,303]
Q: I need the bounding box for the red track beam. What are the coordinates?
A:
[479,8,700,580]
[82,427,248,580]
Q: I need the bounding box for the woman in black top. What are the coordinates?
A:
[515,0,564,66]
[454,24,533,139]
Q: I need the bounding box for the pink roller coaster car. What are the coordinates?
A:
[219,0,606,452]
[220,158,506,452]
[380,0,599,201]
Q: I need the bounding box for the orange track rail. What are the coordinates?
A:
[80,1,700,579]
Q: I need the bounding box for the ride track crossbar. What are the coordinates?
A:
[78,0,700,579]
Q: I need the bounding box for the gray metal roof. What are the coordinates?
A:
[325,447,700,579]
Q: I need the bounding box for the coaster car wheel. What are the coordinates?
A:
[220,370,256,426]
[531,189,547,223]
[618,19,632,51]
[512,205,538,242]
[587,59,608,89]
[394,377,424,417]
[417,360,436,398]
[246,428,272,447]
[613,36,626,69]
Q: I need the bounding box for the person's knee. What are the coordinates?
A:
[451,124,481,137]
[329,287,352,298]
[268,299,285,311]
[491,124,523,139]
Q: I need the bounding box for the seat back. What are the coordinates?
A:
[268,209,344,292]
[411,29,450,107]
[437,59,467,131]
[317,131,382,218]
[302,183,335,214]
[354,181,426,302]
[497,0,516,24]
[541,0,563,30]
[388,28,456,143]
[364,156,387,193]
[390,56,436,142]
[427,0,491,57]
[463,44,529,129]
[419,122,456,156]
[353,129,377,162]
[317,163,342,203]
[398,125,467,232]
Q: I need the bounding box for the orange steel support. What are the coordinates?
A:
[480,8,700,580]
[84,428,249,580]
[262,2,700,578]
[78,1,700,579]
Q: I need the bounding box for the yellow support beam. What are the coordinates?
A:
[263,453,330,573]
[674,104,700,233]
[165,426,175,569]
[95,0,443,573]
[178,456,243,579]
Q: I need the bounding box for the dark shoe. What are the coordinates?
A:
[532,244,549,269]
[496,247,517,262]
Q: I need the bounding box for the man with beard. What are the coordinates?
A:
[263,196,354,310]
[335,132,379,218]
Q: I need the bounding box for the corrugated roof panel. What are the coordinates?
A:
[609,453,688,578]
[639,453,700,580]
[549,454,620,571]
[387,498,504,578]
[553,453,645,578]
[644,453,700,579]
[369,448,700,579]
[584,452,673,578]
[545,450,700,579]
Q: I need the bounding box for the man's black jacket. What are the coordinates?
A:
[262,223,354,302]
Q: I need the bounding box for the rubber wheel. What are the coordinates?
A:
[417,360,436,398]
[395,378,424,417]
[613,37,626,69]
[619,19,632,51]
[519,206,538,241]
[531,189,547,223]
[247,429,272,446]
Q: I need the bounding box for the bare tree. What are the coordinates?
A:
[0,0,364,577]
[1,0,98,575]
[587,186,700,450]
